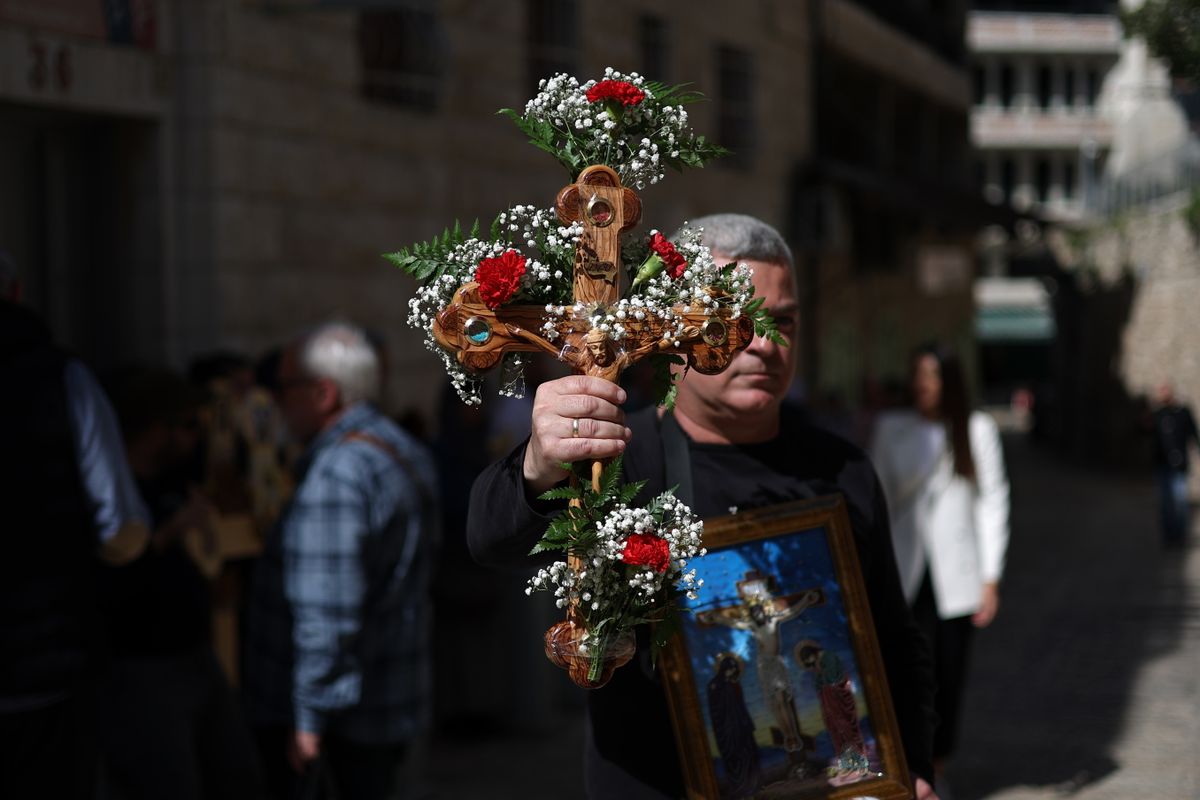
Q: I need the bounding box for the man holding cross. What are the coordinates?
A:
[467,214,937,799]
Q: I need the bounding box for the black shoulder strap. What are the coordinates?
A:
[660,411,695,508]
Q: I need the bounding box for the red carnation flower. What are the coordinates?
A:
[586,79,647,107]
[621,532,671,574]
[476,249,526,309]
[649,232,688,279]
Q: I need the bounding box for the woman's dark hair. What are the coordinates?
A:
[913,343,976,481]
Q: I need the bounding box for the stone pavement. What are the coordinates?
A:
[946,435,1200,800]
[417,434,1200,799]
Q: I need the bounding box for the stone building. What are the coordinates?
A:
[969,1,1121,221]
[968,0,1200,468]
[0,0,977,423]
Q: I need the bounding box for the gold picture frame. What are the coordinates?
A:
[660,495,912,800]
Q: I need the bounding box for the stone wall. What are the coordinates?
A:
[184,0,818,423]
[0,0,975,427]
[1050,192,1200,473]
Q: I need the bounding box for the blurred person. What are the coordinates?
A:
[98,366,263,800]
[0,253,150,799]
[245,321,438,800]
[870,343,1010,784]
[190,349,294,528]
[190,350,256,399]
[1150,382,1200,547]
[466,214,938,799]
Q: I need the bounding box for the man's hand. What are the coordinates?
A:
[522,376,631,494]
[914,776,939,799]
[287,729,321,773]
[972,582,1000,628]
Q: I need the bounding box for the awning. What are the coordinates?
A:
[974,276,1056,342]
[976,305,1056,341]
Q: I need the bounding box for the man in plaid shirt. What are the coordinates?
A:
[246,321,437,800]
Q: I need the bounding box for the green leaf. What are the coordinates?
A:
[618,480,647,505]
[648,353,685,411]
[529,539,568,556]
[599,456,624,504]
[538,485,582,502]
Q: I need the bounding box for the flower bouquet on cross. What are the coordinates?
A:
[386,69,784,688]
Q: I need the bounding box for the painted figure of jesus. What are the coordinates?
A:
[696,571,825,765]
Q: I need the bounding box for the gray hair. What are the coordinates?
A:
[297,320,382,406]
[680,213,793,268]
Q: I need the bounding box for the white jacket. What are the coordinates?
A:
[870,409,1010,619]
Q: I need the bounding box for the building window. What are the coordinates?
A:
[973,64,986,106]
[716,44,755,168]
[1063,68,1075,109]
[1035,158,1051,203]
[639,15,669,82]
[1037,63,1053,110]
[358,6,441,111]
[1000,157,1016,204]
[528,0,578,92]
[999,63,1014,109]
[1085,67,1099,108]
[1063,160,1076,199]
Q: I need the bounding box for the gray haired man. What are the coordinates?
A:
[467,215,938,799]
[246,321,438,800]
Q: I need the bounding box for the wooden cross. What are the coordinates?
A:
[430,164,754,686]
[431,165,754,387]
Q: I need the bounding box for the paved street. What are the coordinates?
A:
[420,434,1200,799]
[947,436,1200,800]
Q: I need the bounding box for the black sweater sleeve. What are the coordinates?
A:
[467,408,666,571]
[466,440,562,570]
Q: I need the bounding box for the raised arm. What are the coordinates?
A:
[467,375,631,568]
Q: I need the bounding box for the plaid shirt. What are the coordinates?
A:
[245,403,438,744]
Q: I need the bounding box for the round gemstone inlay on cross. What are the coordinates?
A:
[465,316,492,345]
[701,318,728,347]
[585,194,614,228]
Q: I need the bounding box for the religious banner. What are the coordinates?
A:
[388,70,783,688]
[659,495,912,800]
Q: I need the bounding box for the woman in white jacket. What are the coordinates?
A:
[870,344,1010,774]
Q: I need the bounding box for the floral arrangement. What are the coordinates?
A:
[390,208,781,406]
[386,70,781,687]
[528,458,705,682]
[502,68,728,190]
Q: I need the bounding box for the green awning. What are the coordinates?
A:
[975,305,1056,342]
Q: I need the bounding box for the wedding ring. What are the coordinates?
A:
[572,418,580,438]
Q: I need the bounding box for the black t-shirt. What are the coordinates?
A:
[468,405,934,798]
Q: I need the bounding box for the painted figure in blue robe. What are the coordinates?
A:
[707,654,762,798]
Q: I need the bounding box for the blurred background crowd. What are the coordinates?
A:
[3,0,1200,799]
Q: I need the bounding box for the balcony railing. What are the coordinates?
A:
[1086,141,1200,215]
[969,11,1121,54]
[972,107,1112,148]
